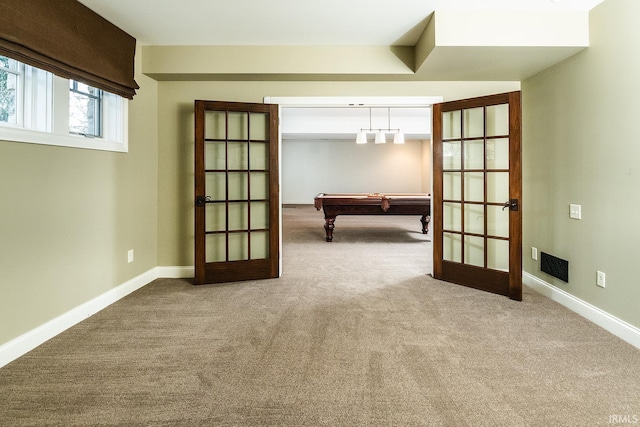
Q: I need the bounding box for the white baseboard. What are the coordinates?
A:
[0,268,158,369]
[0,266,195,368]
[156,265,194,278]
[524,272,640,349]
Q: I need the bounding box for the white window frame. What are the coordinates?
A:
[0,60,128,153]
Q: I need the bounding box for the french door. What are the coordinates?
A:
[194,100,280,285]
[432,92,522,300]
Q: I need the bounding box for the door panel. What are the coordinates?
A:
[433,92,522,300]
[194,100,279,285]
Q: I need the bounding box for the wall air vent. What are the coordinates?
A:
[540,252,569,283]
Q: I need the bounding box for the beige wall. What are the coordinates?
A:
[0,49,159,345]
[156,80,519,267]
[522,0,640,328]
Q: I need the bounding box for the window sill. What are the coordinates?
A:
[0,126,128,153]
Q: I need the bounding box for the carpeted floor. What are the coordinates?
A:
[1,205,639,426]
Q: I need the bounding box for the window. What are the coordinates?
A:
[69,80,102,137]
[0,55,127,152]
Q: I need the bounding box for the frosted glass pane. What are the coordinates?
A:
[228,142,248,170]
[464,107,484,138]
[487,205,509,238]
[204,111,225,140]
[228,202,248,231]
[229,233,248,261]
[487,172,509,203]
[443,141,461,170]
[206,234,226,263]
[464,235,484,267]
[443,172,461,201]
[250,142,268,170]
[206,173,226,201]
[464,140,484,170]
[228,112,249,140]
[464,203,484,235]
[205,142,225,170]
[442,110,461,139]
[486,104,509,137]
[250,201,269,229]
[249,112,268,141]
[464,172,484,202]
[250,172,269,200]
[251,231,269,259]
[443,232,461,262]
[443,202,462,232]
[228,172,248,200]
[488,238,509,271]
[205,203,226,232]
[486,138,509,170]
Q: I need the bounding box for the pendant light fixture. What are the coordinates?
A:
[355,107,404,145]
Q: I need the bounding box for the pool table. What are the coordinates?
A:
[313,193,431,242]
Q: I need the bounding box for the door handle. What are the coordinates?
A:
[195,195,212,206]
[502,199,519,211]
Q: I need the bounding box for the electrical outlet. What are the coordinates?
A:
[531,247,538,260]
[596,270,606,288]
[569,204,582,220]
[127,249,134,263]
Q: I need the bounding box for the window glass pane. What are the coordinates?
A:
[250,172,269,200]
[487,205,509,238]
[443,172,461,201]
[228,112,248,140]
[486,104,509,137]
[249,112,268,141]
[463,107,484,138]
[228,172,248,200]
[443,202,462,232]
[0,56,19,124]
[205,203,226,232]
[487,238,509,271]
[486,172,509,204]
[442,141,461,170]
[229,232,248,261]
[205,141,226,170]
[228,141,248,170]
[464,203,484,235]
[206,172,226,201]
[69,81,101,137]
[443,232,461,262]
[463,172,484,203]
[250,231,269,259]
[206,234,226,263]
[464,235,484,267]
[228,202,248,231]
[442,110,461,139]
[250,201,269,229]
[205,111,226,140]
[463,140,484,170]
[250,142,268,170]
[486,138,509,170]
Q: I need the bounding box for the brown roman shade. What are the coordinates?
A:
[0,0,138,99]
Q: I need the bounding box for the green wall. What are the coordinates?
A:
[522,0,640,328]
[0,49,159,345]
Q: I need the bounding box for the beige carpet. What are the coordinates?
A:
[1,205,639,426]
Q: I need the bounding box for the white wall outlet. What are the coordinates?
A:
[596,270,606,288]
[531,247,538,260]
[569,204,582,219]
[127,249,134,263]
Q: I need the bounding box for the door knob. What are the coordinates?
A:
[502,199,519,211]
[195,195,212,206]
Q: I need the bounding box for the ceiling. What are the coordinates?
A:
[78,0,605,47]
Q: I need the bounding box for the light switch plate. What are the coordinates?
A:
[569,204,582,220]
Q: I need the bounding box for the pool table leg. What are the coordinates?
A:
[420,215,431,234]
[324,217,335,242]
